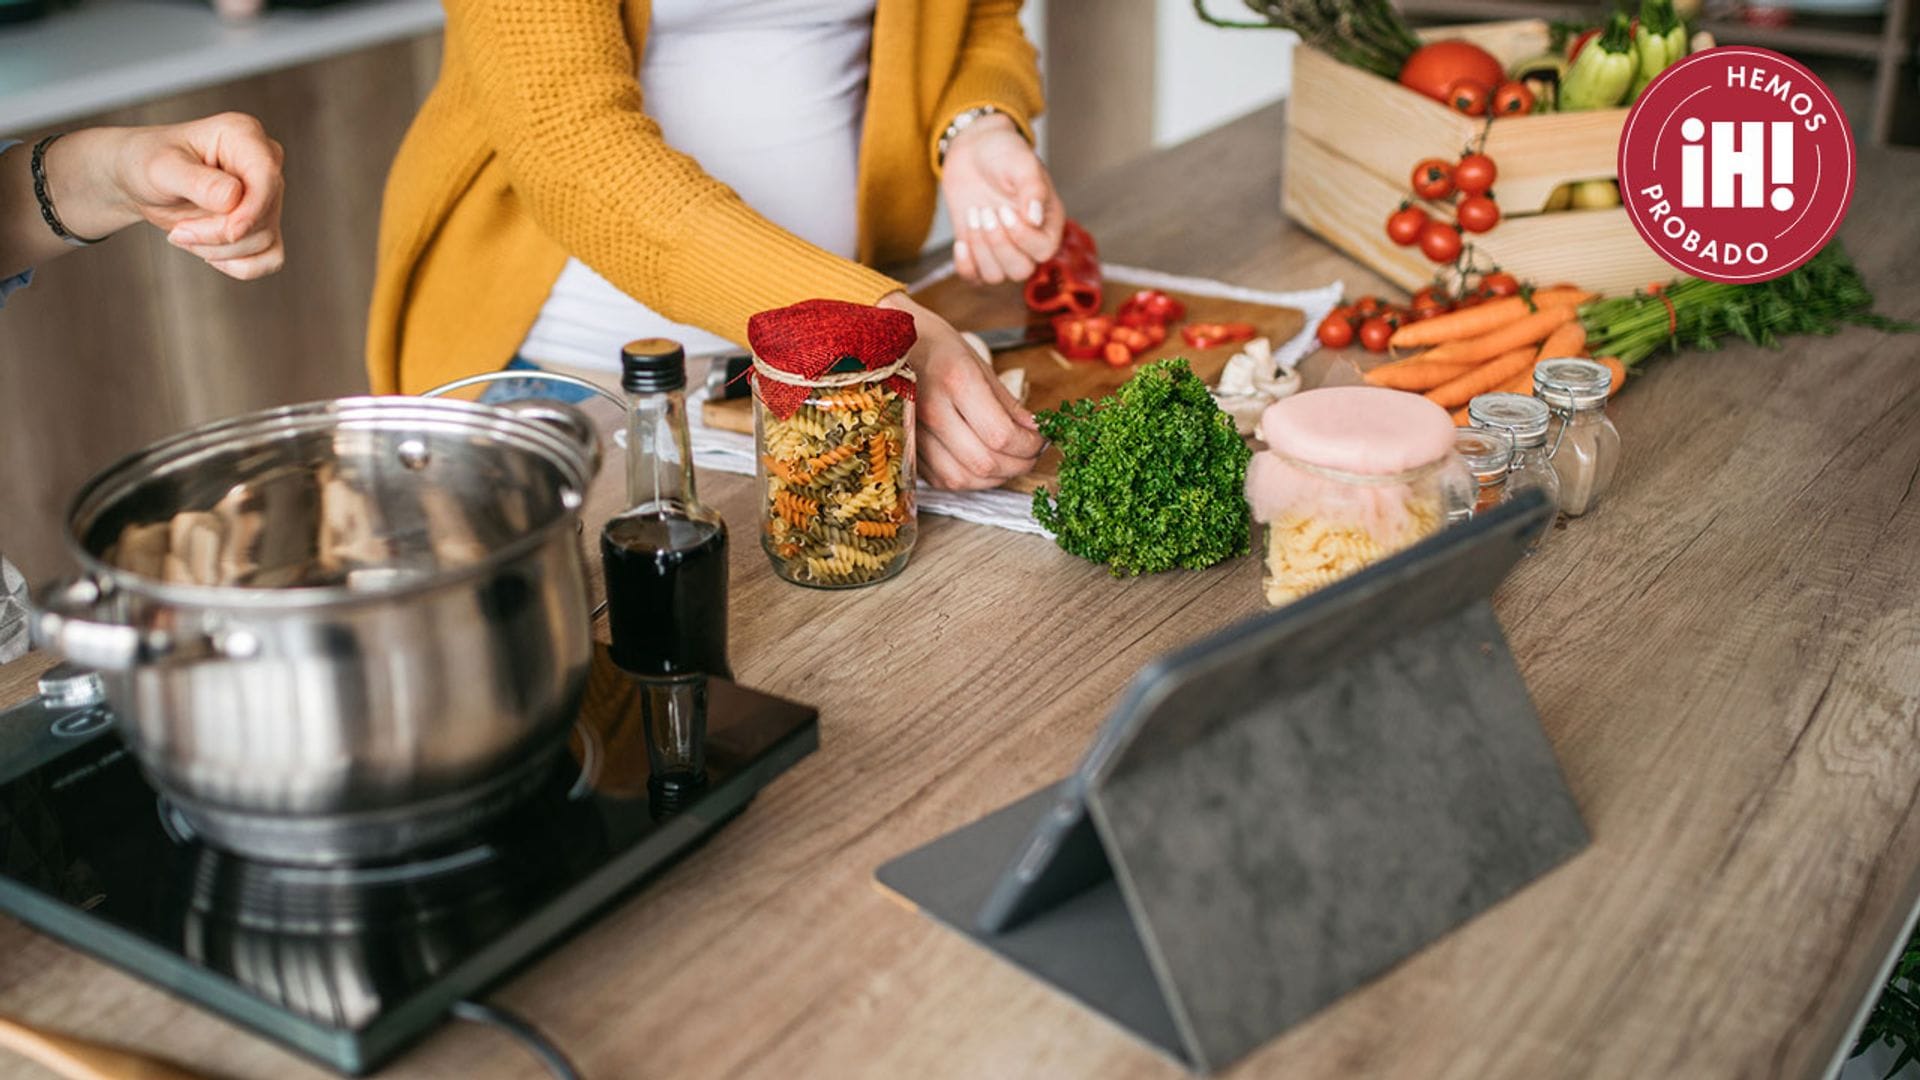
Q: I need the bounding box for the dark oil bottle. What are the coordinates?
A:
[601,340,729,804]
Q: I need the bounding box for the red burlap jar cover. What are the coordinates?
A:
[745,299,918,419]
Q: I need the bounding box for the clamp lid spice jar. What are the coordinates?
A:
[1534,357,1620,517]
[1453,426,1514,520]
[747,299,918,588]
[1468,392,1562,513]
[1245,386,1471,607]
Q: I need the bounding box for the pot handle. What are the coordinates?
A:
[30,576,244,672]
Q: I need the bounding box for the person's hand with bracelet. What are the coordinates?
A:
[939,108,1066,286]
[1,112,285,282]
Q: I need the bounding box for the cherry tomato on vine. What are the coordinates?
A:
[1410,159,1455,201]
[1453,153,1497,196]
[1447,79,1489,116]
[1492,81,1535,116]
[1358,316,1395,353]
[1411,286,1449,309]
[1354,295,1384,316]
[1457,194,1501,233]
[1419,220,1463,263]
[1480,271,1521,297]
[1386,205,1430,247]
[1317,313,1355,348]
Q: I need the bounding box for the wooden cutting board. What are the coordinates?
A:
[701,275,1305,495]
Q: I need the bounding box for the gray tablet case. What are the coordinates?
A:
[876,493,1587,1074]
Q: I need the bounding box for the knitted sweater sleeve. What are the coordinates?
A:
[441,0,902,346]
[930,0,1047,174]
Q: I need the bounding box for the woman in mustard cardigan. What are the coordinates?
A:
[368,0,1063,490]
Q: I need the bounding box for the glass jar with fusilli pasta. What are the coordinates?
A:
[1246,387,1472,608]
[746,299,918,588]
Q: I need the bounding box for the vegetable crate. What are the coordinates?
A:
[1283,19,1675,298]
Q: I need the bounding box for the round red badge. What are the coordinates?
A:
[1618,47,1855,283]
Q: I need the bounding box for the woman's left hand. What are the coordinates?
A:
[940,113,1065,286]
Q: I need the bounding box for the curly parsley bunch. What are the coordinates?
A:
[1032,359,1252,576]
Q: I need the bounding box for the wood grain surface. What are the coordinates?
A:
[2,104,1919,1080]
[702,276,1304,495]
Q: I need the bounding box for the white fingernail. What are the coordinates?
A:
[980,210,998,232]
[965,206,981,230]
[1028,200,1045,226]
[953,239,970,260]
[998,205,1019,229]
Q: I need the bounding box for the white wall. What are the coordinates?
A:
[1153,0,1297,147]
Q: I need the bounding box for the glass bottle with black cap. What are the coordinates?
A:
[601,339,730,807]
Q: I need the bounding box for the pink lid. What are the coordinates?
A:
[1257,387,1456,475]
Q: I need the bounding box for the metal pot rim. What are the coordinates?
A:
[63,396,599,611]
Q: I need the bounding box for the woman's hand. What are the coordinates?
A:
[49,113,286,280]
[940,113,1065,286]
[877,290,1046,490]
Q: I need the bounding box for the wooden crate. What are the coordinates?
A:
[1282,19,1676,297]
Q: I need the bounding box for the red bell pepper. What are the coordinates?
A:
[1052,313,1113,360]
[1179,321,1259,350]
[1023,220,1103,317]
[1116,289,1186,328]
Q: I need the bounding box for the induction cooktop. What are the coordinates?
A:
[0,646,817,1076]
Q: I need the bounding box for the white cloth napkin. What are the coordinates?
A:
[689,266,1345,537]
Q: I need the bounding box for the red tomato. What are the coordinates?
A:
[1492,81,1535,116]
[1386,205,1429,246]
[1447,79,1489,117]
[1317,313,1355,348]
[1457,194,1501,233]
[1481,272,1521,297]
[1397,41,1505,104]
[1419,220,1463,263]
[1410,159,1455,201]
[1102,340,1133,367]
[1411,286,1449,309]
[1358,316,1395,353]
[1353,296,1383,316]
[1453,153,1497,196]
[1410,300,1449,322]
[1328,304,1356,323]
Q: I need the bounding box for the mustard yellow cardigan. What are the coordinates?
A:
[366,0,1043,394]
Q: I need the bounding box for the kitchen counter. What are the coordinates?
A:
[3,102,1920,1079]
[0,0,442,131]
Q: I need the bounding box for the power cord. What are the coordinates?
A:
[451,1000,584,1080]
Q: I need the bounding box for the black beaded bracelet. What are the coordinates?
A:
[30,134,109,247]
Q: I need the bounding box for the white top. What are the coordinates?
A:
[518,0,878,371]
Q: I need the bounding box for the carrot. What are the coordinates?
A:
[1387,287,1594,348]
[1424,346,1538,409]
[1364,358,1482,390]
[1431,306,1576,369]
[1534,321,1587,363]
[1451,406,1472,426]
[1598,356,1627,397]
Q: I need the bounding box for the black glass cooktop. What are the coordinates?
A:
[0,647,817,1076]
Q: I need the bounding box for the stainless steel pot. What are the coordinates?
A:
[31,397,603,865]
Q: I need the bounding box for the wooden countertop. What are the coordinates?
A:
[4,102,1920,1079]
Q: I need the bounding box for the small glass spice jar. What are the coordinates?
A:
[1468,392,1561,519]
[1247,387,1472,608]
[746,299,918,588]
[1534,357,1620,517]
[1452,426,1514,521]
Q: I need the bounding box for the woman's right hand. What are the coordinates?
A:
[877,291,1046,490]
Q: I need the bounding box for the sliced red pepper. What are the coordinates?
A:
[1102,340,1134,367]
[1116,289,1186,328]
[1110,325,1153,353]
[1052,313,1112,360]
[1179,321,1259,350]
[1023,220,1103,317]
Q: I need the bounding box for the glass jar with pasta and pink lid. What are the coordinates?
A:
[1246,386,1472,607]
